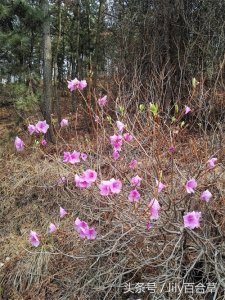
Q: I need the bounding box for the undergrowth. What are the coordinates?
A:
[0,81,225,300]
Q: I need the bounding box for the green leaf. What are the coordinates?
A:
[139,104,145,112]
[149,102,158,117]
[171,116,176,123]
[106,115,112,124]
[192,77,199,89]
[118,105,125,116]
[180,121,185,127]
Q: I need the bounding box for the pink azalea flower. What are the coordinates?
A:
[63,151,71,162]
[74,174,91,188]
[29,230,40,247]
[110,134,123,151]
[113,151,120,160]
[146,222,153,230]
[123,133,133,142]
[36,120,49,134]
[28,124,37,135]
[78,80,87,90]
[99,181,111,196]
[85,227,97,240]
[60,119,69,128]
[200,190,212,202]
[60,207,67,218]
[156,180,166,193]
[49,223,57,233]
[74,218,96,239]
[69,151,80,164]
[169,146,176,154]
[58,176,66,184]
[116,121,125,132]
[129,159,138,169]
[183,211,201,229]
[83,169,97,183]
[98,95,107,106]
[41,139,47,146]
[15,136,25,151]
[130,175,142,187]
[148,198,161,220]
[128,189,140,202]
[74,217,89,238]
[67,78,80,92]
[185,178,197,193]
[185,105,191,114]
[109,178,122,194]
[81,153,88,161]
[207,157,217,169]
[95,115,100,123]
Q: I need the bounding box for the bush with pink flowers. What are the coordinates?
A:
[1,77,224,300]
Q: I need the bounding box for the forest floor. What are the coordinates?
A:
[0,99,224,300]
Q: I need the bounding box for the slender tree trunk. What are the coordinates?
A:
[53,0,62,124]
[41,0,55,143]
[93,0,105,88]
[71,0,80,112]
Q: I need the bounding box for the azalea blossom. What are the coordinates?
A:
[95,115,100,123]
[74,174,91,188]
[116,121,125,132]
[156,180,166,193]
[83,169,97,183]
[63,151,71,163]
[78,80,87,90]
[185,105,191,114]
[49,223,57,233]
[68,78,87,92]
[63,150,80,164]
[74,218,89,238]
[169,146,176,154]
[98,95,107,106]
[99,180,111,196]
[68,78,80,91]
[130,175,142,187]
[110,134,123,151]
[109,178,122,194]
[113,151,120,160]
[148,198,161,220]
[69,151,80,164]
[183,211,201,229]
[200,190,212,202]
[185,178,197,193]
[128,189,140,202]
[123,133,133,142]
[60,207,67,218]
[29,230,40,247]
[129,159,138,169]
[36,120,49,134]
[207,157,217,169]
[41,139,47,146]
[60,119,69,128]
[85,227,97,240]
[28,124,37,135]
[81,153,88,161]
[58,176,66,184]
[15,136,25,151]
[146,222,153,230]
[74,217,96,239]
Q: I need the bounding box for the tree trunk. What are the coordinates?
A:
[53,0,62,124]
[41,0,55,143]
